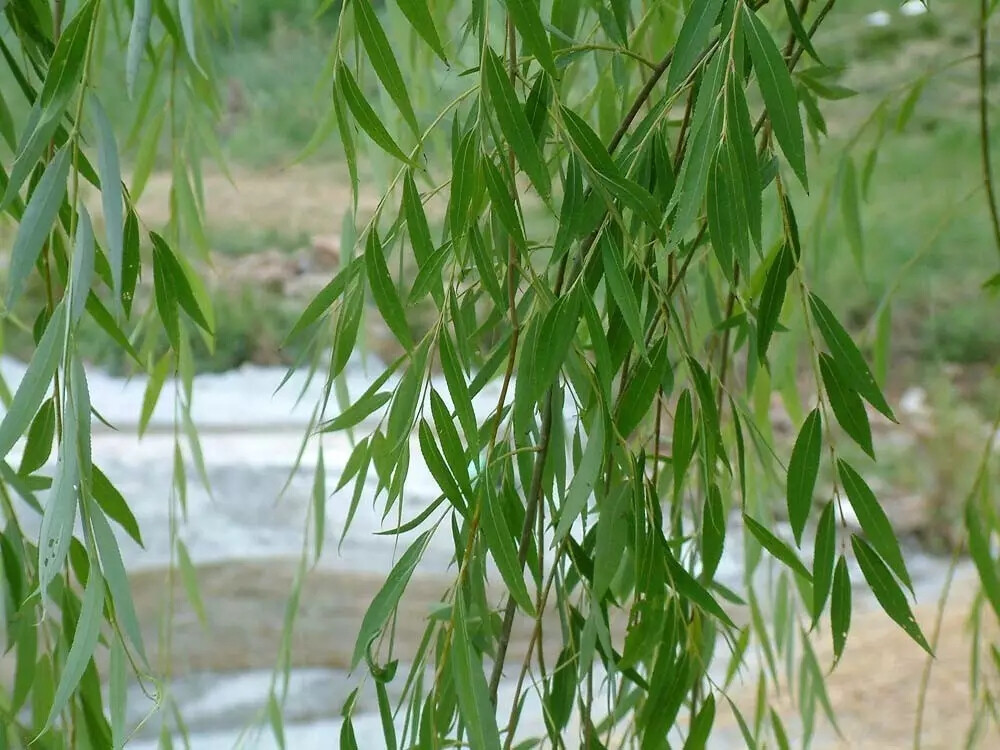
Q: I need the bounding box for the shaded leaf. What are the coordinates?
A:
[851,535,931,654]
[126,0,153,98]
[786,408,821,546]
[838,460,913,592]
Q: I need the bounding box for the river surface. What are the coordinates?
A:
[0,356,988,748]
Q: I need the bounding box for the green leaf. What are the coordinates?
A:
[70,204,96,325]
[93,466,143,548]
[91,99,124,309]
[811,501,836,623]
[0,301,66,459]
[394,0,447,61]
[313,446,326,562]
[39,0,96,125]
[351,530,431,669]
[481,482,535,614]
[783,0,823,63]
[126,0,153,98]
[702,484,726,580]
[809,293,895,421]
[321,391,392,433]
[669,53,725,244]
[91,504,147,663]
[743,514,812,581]
[554,415,605,543]
[616,337,669,437]
[664,547,736,629]
[452,592,502,750]
[667,0,725,93]
[683,693,716,750]
[409,242,451,304]
[966,488,1000,621]
[45,565,103,730]
[366,230,413,350]
[110,636,127,750]
[336,63,414,165]
[428,390,473,498]
[757,244,793,362]
[672,389,695,495]
[178,0,203,73]
[268,692,287,750]
[482,157,527,253]
[840,156,864,273]
[18,397,55,476]
[594,483,631,599]
[818,353,873,459]
[438,332,477,444]
[706,144,738,279]
[502,0,557,79]
[152,241,181,350]
[742,5,808,188]
[560,106,619,179]
[483,48,551,200]
[177,539,208,627]
[284,256,363,345]
[403,171,435,267]
[851,535,931,654]
[149,233,212,334]
[837,460,913,592]
[353,0,419,134]
[122,208,140,316]
[418,421,467,514]
[6,145,71,310]
[130,109,164,201]
[786,408,821,546]
[601,235,646,355]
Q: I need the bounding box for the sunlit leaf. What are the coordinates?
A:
[353,0,419,134]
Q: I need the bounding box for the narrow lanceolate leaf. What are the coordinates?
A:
[126,0,154,98]
[809,293,895,421]
[452,593,502,750]
[786,408,821,546]
[667,0,725,93]
[684,694,717,750]
[39,377,80,599]
[366,231,413,350]
[284,256,363,345]
[6,146,71,311]
[851,536,932,654]
[110,637,127,749]
[481,484,534,615]
[394,0,447,61]
[418,421,467,513]
[673,390,695,495]
[313,446,326,562]
[831,556,851,664]
[727,77,763,250]
[351,530,431,669]
[0,301,67,459]
[811,501,836,623]
[819,353,873,459]
[336,63,414,165]
[664,549,736,629]
[616,338,669,437]
[966,488,1000,621]
[706,144,737,279]
[783,0,822,63]
[353,0,419,134]
[403,172,435,267]
[177,539,208,627]
[438,332,476,445]
[18,398,56,476]
[178,0,203,73]
[482,48,550,200]
[554,415,605,543]
[482,157,527,252]
[39,0,97,123]
[45,566,103,730]
[840,156,864,272]
[702,485,726,580]
[602,236,646,355]
[742,5,808,188]
[743,514,812,581]
[70,204,96,325]
[91,504,147,662]
[501,0,557,79]
[757,244,793,362]
[322,391,392,433]
[150,233,212,333]
[91,99,124,307]
[837,460,913,593]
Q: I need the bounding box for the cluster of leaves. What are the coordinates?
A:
[0,0,999,748]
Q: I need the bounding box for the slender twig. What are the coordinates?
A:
[979,0,1000,258]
